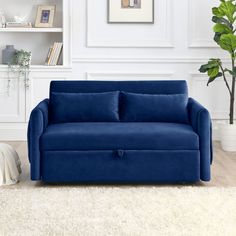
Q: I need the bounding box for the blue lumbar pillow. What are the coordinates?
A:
[120,92,189,123]
[50,91,119,123]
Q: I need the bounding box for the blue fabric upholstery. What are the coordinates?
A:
[27,99,49,180]
[41,122,199,151]
[50,91,119,123]
[121,92,189,123]
[188,98,212,181]
[27,80,213,183]
[50,80,188,95]
[42,150,200,183]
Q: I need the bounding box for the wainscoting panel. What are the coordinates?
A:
[188,0,218,48]
[189,73,231,119]
[86,0,173,48]
[86,72,174,81]
[0,76,25,123]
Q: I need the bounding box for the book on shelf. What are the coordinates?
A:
[45,46,53,65]
[45,42,63,66]
[6,22,32,28]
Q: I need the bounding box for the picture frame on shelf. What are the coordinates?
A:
[35,5,56,28]
[108,0,154,24]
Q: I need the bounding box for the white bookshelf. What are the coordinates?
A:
[0,0,71,67]
[0,0,72,138]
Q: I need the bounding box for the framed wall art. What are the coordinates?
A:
[35,5,56,28]
[108,0,154,23]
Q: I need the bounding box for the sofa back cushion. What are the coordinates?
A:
[50,91,119,123]
[120,92,189,123]
[50,80,188,95]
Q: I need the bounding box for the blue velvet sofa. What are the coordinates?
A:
[28,80,212,183]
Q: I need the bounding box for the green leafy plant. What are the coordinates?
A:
[199,0,236,124]
[8,50,32,89]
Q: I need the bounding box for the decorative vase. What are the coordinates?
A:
[220,124,236,152]
[2,45,16,65]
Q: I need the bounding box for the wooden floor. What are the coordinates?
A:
[3,141,236,188]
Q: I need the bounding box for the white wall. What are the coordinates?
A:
[70,0,233,139]
[0,0,234,140]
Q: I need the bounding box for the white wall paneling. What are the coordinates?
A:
[189,73,232,119]
[0,124,28,141]
[0,76,25,123]
[86,0,173,48]
[62,0,73,66]
[25,67,72,121]
[0,0,233,140]
[189,73,235,139]
[86,72,174,81]
[188,0,218,48]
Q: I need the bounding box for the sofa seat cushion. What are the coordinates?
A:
[41,122,199,151]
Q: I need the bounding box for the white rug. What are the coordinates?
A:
[0,186,236,236]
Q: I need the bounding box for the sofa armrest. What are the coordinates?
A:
[188,98,213,181]
[27,99,49,180]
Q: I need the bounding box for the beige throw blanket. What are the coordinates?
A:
[0,143,21,186]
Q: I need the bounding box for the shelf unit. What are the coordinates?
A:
[0,0,71,67]
[0,0,72,131]
[0,28,63,33]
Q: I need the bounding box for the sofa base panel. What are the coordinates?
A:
[40,150,201,183]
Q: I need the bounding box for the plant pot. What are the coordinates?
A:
[220,124,236,152]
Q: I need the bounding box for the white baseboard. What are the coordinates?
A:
[0,123,27,141]
[212,119,231,141]
[212,126,220,141]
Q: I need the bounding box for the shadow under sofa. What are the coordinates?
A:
[27,80,212,183]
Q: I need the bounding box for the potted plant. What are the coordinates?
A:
[199,0,236,151]
[7,49,32,94]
